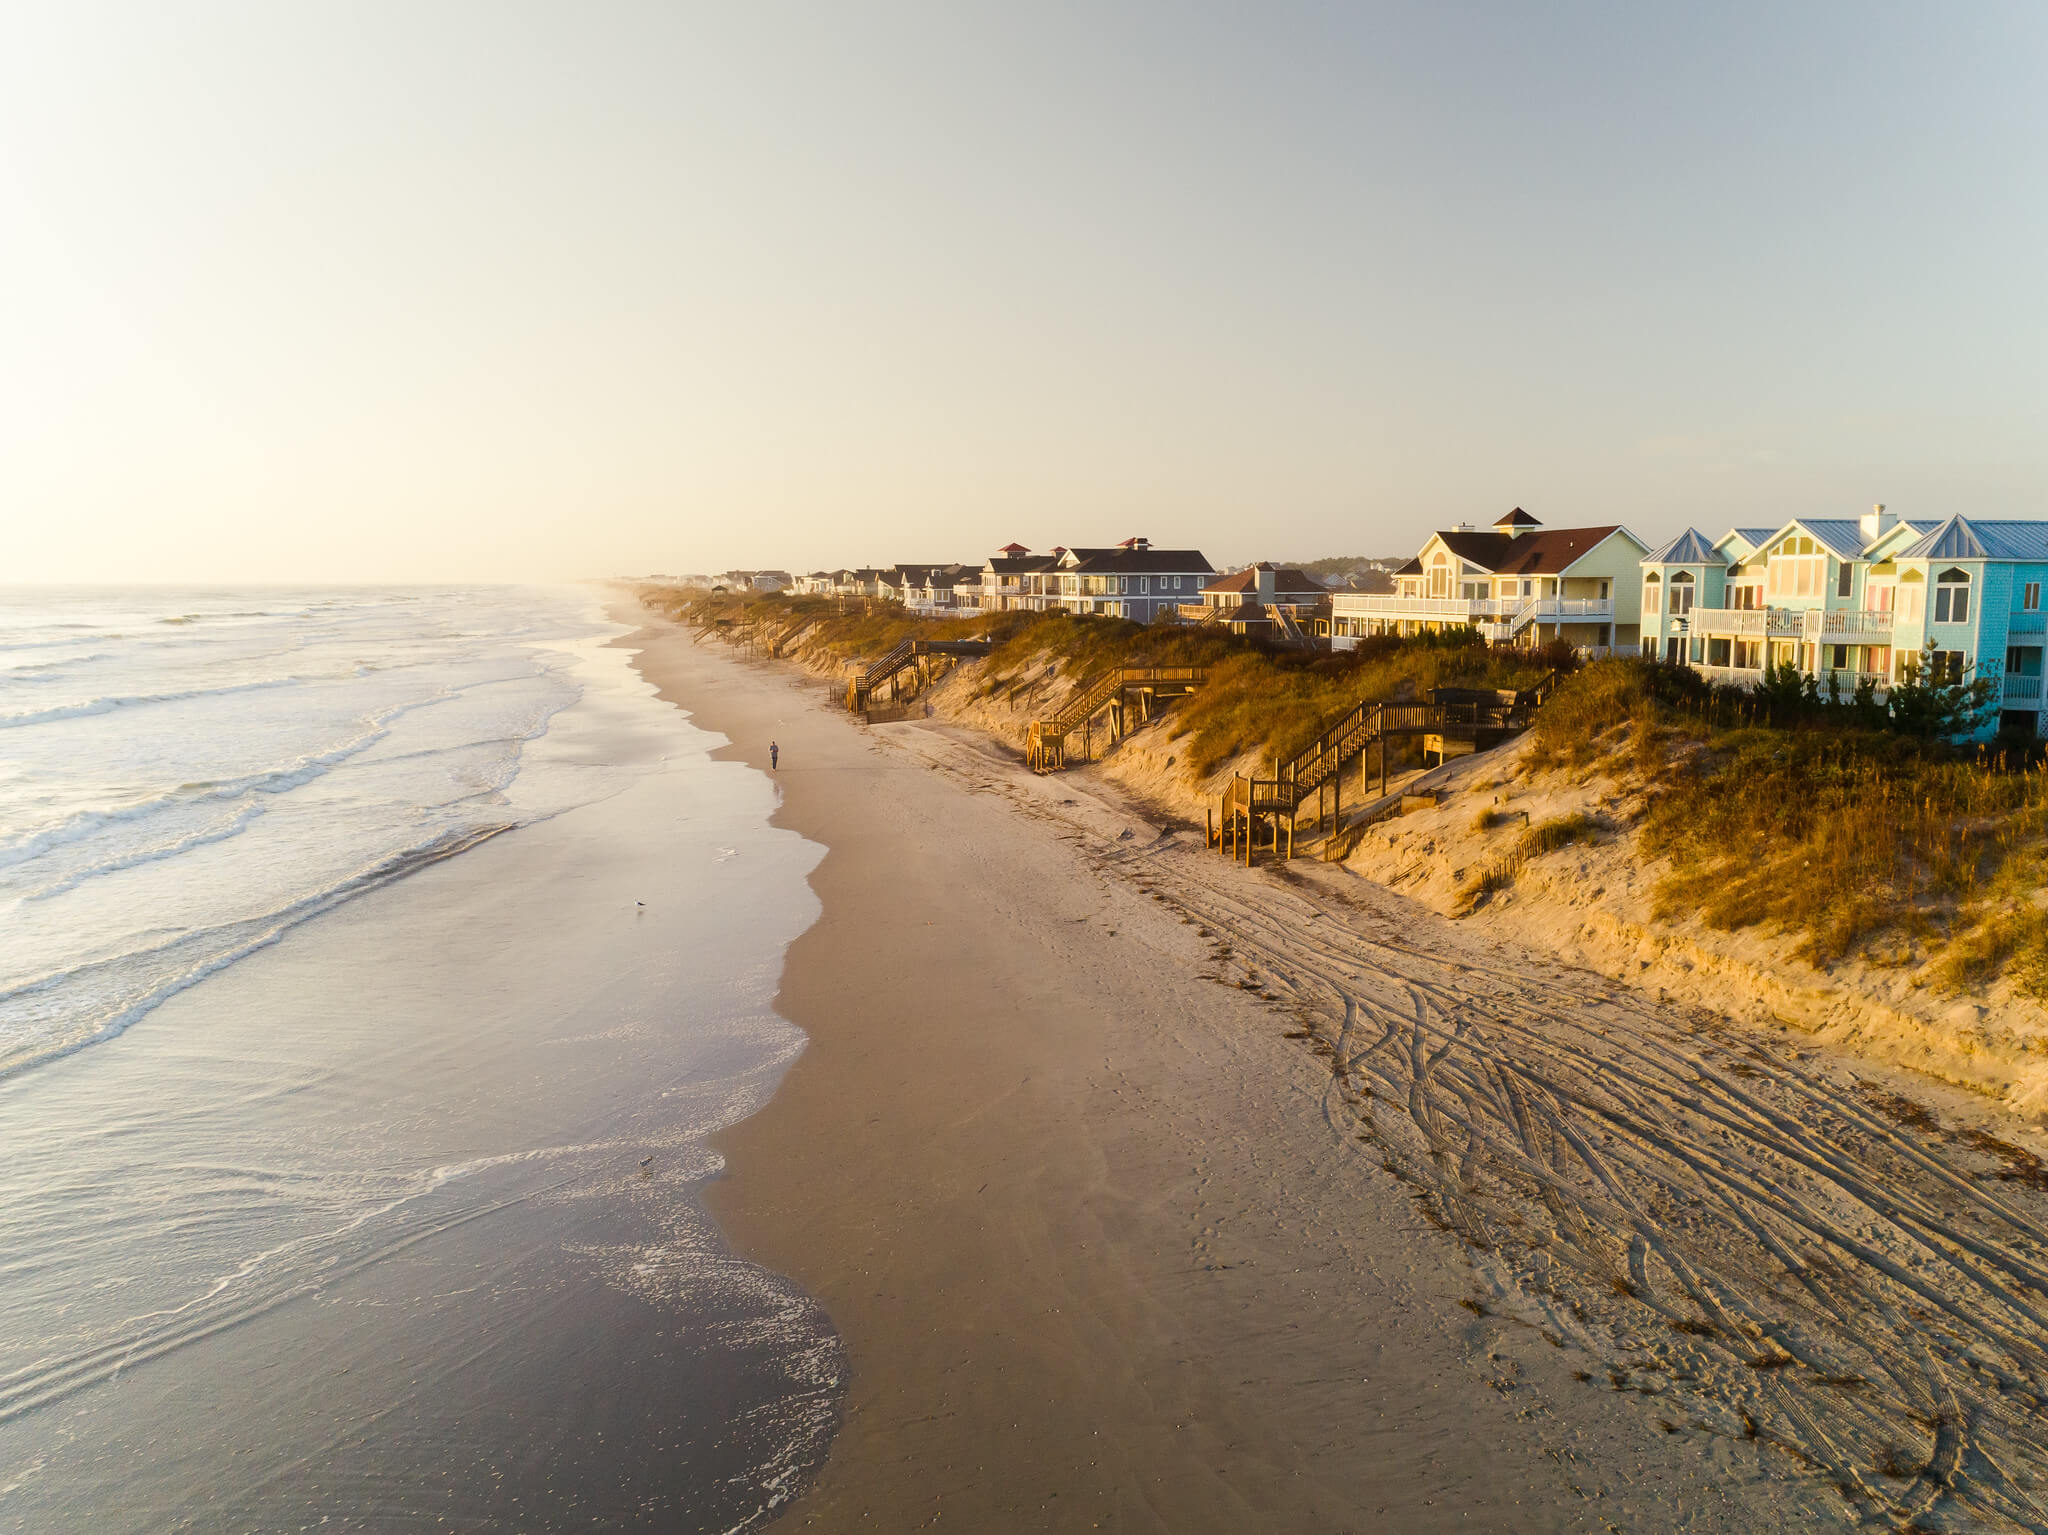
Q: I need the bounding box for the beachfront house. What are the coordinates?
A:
[979,545,1064,612]
[1327,509,1649,653]
[1050,539,1214,622]
[1639,505,2048,737]
[1187,563,1326,642]
[902,564,982,616]
[951,569,983,613]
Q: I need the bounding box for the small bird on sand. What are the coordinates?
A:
[639,1155,654,1168]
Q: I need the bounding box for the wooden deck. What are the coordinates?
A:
[1210,677,1557,864]
[846,638,994,716]
[1026,666,1208,773]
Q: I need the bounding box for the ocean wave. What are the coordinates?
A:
[0,652,111,678]
[0,631,129,653]
[0,821,519,1081]
[16,802,268,902]
[0,694,456,870]
[0,675,301,731]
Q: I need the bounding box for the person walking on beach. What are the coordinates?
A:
[769,741,779,770]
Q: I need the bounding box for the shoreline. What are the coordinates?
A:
[620,609,1811,1532]
[0,604,842,1533]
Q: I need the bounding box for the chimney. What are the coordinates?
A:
[1255,563,1277,603]
[1859,502,1897,542]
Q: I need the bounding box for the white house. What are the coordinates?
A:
[1328,509,1649,652]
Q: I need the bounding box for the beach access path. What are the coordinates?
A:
[620,615,1877,1534]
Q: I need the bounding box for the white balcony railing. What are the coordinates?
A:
[1329,594,1520,619]
[1802,608,1897,642]
[1330,594,1615,629]
[2006,674,2044,703]
[1517,598,1614,623]
[1685,607,1802,638]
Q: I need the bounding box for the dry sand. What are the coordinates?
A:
[623,617,1866,1533]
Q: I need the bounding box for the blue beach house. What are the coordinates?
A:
[1640,505,2048,738]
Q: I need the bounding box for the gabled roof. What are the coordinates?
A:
[984,554,1060,574]
[1899,516,2048,562]
[1426,525,1636,576]
[1203,564,1325,597]
[1716,528,1778,563]
[1064,547,1215,575]
[996,542,1029,555]
[1642,528,1719,566]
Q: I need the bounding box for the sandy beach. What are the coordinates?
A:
[624,613,1839,1533]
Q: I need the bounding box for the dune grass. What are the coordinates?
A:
[1533,657,2048,991]
[1458,811,1601,911]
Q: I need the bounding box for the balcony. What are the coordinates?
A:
[1801,608,1897,644]
[2006,674,2044,703]
[1685,607,1803,638]
[1329,594,1614,640]
[1329,594,1519,621]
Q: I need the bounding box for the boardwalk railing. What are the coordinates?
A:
[846,637,993,714]
[1026,666,1208,773]
[1211,676,1555,864]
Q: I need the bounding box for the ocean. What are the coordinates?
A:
[0,586,840,1531]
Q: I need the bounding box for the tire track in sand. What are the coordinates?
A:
[865,717,2048,1530]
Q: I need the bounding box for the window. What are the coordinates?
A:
[1669,572,1694,615]
[1934,568,1971,624]
[1429,554,1450,598]
[1837,562,1853,598]
[1912,649,1965,685]
[1830,644,1849,670]
[2008,646,2043,677]
[2027,582,2041,612]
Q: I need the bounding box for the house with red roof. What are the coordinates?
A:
[1328,509,1649,653]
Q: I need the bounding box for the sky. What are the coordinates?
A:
[2,1,2044,583]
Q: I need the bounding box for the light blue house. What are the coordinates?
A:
[1640,506,2048,737]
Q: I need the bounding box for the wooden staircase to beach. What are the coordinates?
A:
[846,638,994,715]
[1026,666,1209,773]
[1212,674,1558,864]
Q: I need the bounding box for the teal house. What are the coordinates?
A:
[1639,506,2048,737]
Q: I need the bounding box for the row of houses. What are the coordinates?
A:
[788,539,1326,637]
[1321,503,2048,736]
[744,499,2046,736]
[1637,508,2048,734]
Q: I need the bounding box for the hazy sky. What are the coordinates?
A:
[4,2,2044,582]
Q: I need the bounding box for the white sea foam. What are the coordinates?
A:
[0,586,620,1077]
